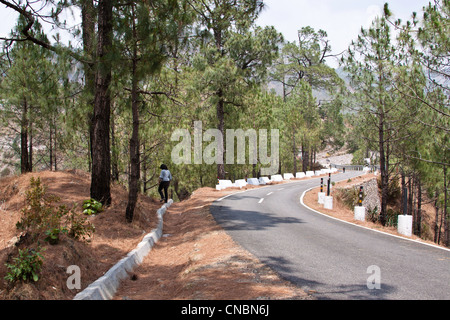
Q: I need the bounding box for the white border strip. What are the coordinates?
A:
[300,186,450,252]
[214,174,341,203]
[73,199,174,300]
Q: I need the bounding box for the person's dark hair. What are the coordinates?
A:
[160,164,168,170]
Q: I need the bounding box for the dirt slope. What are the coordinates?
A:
[0,170,160,300]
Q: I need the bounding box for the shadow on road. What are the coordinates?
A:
[261,255,398,300]
[210,201,305,232]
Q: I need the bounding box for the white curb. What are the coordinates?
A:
[73,199,173,300]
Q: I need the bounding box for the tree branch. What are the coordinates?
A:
[0,0,88,63]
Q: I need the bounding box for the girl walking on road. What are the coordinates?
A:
[158,164,172,203]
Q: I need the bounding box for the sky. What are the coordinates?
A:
[256,0,432,67]
[0,0,432,68]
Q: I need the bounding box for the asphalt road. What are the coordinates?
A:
[210,171,450,300]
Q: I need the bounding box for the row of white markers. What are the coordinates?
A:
[215,168,339,191]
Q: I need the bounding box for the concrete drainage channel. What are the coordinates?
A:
[73,199,173,300]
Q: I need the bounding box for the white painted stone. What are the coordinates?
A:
[324,196,333,210]
[259,177,270,185]
[296,172,306,179]
[283,173,294,180]
[354,206,366,221]
[271,174,283,182]
[318,192,326,204]
[247,178,259,185]
[218,180,233,189]
[398,215,413,237]
[306,171,314,177]
[234,179,247,188]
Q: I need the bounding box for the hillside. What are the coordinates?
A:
[0,170,160,299]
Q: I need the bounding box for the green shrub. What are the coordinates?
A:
[17,177,96,245]
[6,178,97,287]
[385,209,399,227]
[67,210,95,242]
[5,247,45,283]
[44,227,68,245]
[16,178,65,236]
[82,199,103,215]
[335,187,363,209]
[366,206,379,223]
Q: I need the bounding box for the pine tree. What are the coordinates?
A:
[384,1,449,244]
[188,0,281,179]
[113,0,192,222]
[0,16,54,174]
[342,16,416,225]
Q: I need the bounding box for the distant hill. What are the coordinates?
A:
[265,67,352,102]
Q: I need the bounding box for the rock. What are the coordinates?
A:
[337,178,381,213]
[361,179,381,213]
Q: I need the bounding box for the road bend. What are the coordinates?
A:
[210,171,450,300]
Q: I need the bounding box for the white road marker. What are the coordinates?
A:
[258,198,264,204]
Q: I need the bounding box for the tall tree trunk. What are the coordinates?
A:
[28,120,32,172]
[111,107,119,182]
[400,170,406,214]
[444,165,449,247]
[49,123,53,171]
[126,6,140,223]
[214,25,226,180]
[378,111,388,226]
[82,0,96,169]
[408,174,413,216]
[217,90,226,179]
[434,195,440,243]
[416,176,422,237]
[20,99,30,174]
[439,207,444,244]
[142,141,147,194]
[54,125,57,171]
[302,141,309,172]
[292,126,297,174]
[90,0,112,206]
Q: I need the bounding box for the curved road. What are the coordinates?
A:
[210,172,450,300]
